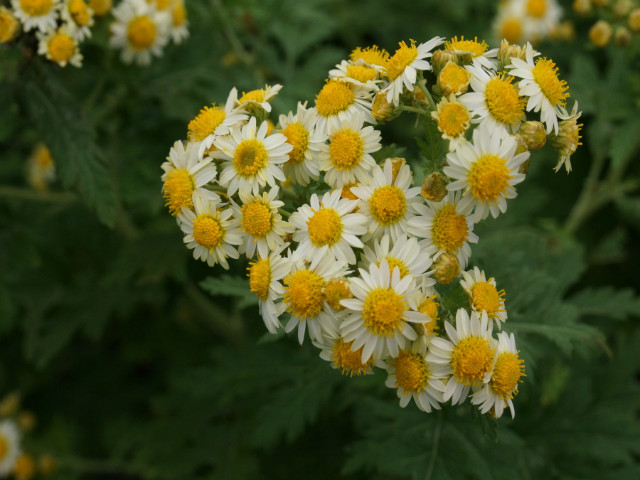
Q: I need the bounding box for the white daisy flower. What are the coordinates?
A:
[191,89,248,155]
[340,258,427,363]
[59,0,95,41]
[247,245,291,334]
[426,308,496,405]
[360,234,435,282]
[444,35,498,71]
[329,59,383,90]
[311,78,375,135]
[213,116,292,197]
[290,189,367,268]
[0,419,21,476]
[315,332,376,377]
[471,331,525,418]
[459,60,527,134]
[232,186,292,259]
[381,37,444,106]
[460,267,508,329]
[161,140,218,216]
[278,102,326,186]
[230,83,282,115]
[443,123,529,222]
[109,0,171,66]
[431,94,472,151]
[407,191,478,270]
[283,257,349,344]
[493,1,526,45]
[381,342,447,412]
[36,25,84,68]
[507,42,570,135]
[168,0,188,44]
[11,0,59,33]
[177,193,242,269]
[351,157,422,241]
[518,0,562,42]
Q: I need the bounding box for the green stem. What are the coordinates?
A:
[417,81,437,111]
[423,410,443,480]
[562,151,606,236]
[0,186,76,203]
[400,105,428,116]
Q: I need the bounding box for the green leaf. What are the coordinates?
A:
[569,287,640,321]
[610,117,640,171]
[507,320,602,356]
[199,274,258,307]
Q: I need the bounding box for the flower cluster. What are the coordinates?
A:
[160,36,582,418]
[493,0,565,44]
[574,0,640,48]
[0,0,188,67]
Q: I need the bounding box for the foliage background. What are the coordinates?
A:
[1,0,640,478]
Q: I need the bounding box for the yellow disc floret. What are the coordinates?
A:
[163,168,194,215]
[187,104,226,142]
[48,33,75,63]
[239,89,265,104]
[484,74,525,126]
[282,122,309,165]
[307,208,343,247]
[385,40,418,81]
[324,278,352,311]
[0,435,7,461]
[362,288,406,337]
[419,295,440,335]
[172,0,186,26]
[369,185,407,225]
[435,101,470,138]
[127,15,156,50]
[445,36,488,57]
[284,269,325,319]
[14,453,35,480]
[532,58,569,107]
[193,215,223,249]
[500,18,523,43]
[248,258,271,301]
[471,282,505,317]
[526,0,547,18]
[0,7,20,43]
[315,79,355,117]
[437,62,471,95]
[490,351,525,398]
[350,45,389,66]
[383,256,410,278]
[89,0,112,16]
[345,64,378,83]
[394,350,430,392]
[432,204,468,252]
[331,339,372,376]
[450,336,495,385]
[241,201,272,237]
[233,139,268,177]
[69,0,91,26]
[19,0,54,16]
[468,154,512,203]
[329,129,364,170]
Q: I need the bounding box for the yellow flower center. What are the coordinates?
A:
[471,282,504,317]
[379,256,410,278]
[369,185,406,225]
[331,339,372,376]
[89,0,112,17]
[362,287,406,337]
[484,74,525,126]
[450,336,495,385]
[438,62,470,93]
[436,102,470,138]
[48,33,75,63]
[419,295,440,335]
[468,154,512,203]
[282,122,309,165]
[349,45,389,66]
[284,269,325,319]
[526,0,547,18]
[34,145,53,168]
[307,208,343,247]
[248,258,271,301]
[532,58,569,107]
[315,79,355,117]
[324,278,352,311]
[340,183,359,202]
[19,0,53,16]
[239,89,266,104]
[500,18,523,43]
[14,454,35,480]
[148,0,170,10]
[0,435,7,461]
[187,104,226,142]
[193,214,223,249]
[127,15,156,50]
[345,64,378,83]
[329,129,364,170]
[490,351,525,398]
[69,0,91,26]
[432,204,468,252]
[445,36,488,57]
[394,350,430,393]
[172,0,186,26]
[385,40,418,81]
[233,138,268,177]
[163,168,194,216]
[241,201,272,237]
[0,9,19,43]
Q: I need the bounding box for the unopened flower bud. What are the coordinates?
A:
[421,172,448,202]
[371,91,400,122]
[434,253,460,285]
[0,7,20,43]
[550,20,576,41]
[497,40,526,70]
[628,8,640,31]
[14,454,36,480]
[18,411,37,433]
[573,0,592,15]
[518,121,547,151]
[614,26,631,46]
[431,49,458,75]
[437,62,471,96]
[589,20,612,47]
[0,392,20,417]
[38,455,58,477]
[592,0,609,6]
[614,0,633,16]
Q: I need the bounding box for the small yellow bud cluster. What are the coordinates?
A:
[575,0,640,48]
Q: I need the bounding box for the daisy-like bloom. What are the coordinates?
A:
[316,333,376,377]
[234,84,282,115]
[11,0,59,33]
[382,342,447,412]
[459,60,526,134]
[349,44,389,70]
[431,95,471,150]
[60,0,95,40]
[549,100,582,173]
[232,186,292,259]
[407,191,478,270]
[109,0,171,66]
[520,0,562,42]
[493,3,525,44]
[329,60,382,90]
[0,7,21,43]
[471,331,525,418]
[311,78,374,135]
[213,117,292,196]
[178,193,242,269]
[0,420,21,476]
[36,25,83,67]
[507,43,570,135]
[436,62,471,96]
[168,0,187,44]
[283,257,349,344]
[278,102,326,186]
[340,259,428,363]
[444,35,497,71]
[460,267,507,329]
[247,246,291,333]
[361,235,434,283]
[290,189,367,267]
[318,111,381,188]
[382,37,444,106]
[161,140,218,216]
[26,143,55,191]
[426,308,496,405]
[443,123,529,222]
[351,157,422,241]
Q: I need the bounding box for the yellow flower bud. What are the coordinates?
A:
[614,26,631,46]
[517,121,547,151]
[371,91,400,122]
[14,454,35,480]
[589,20,612,47]
[0,392,20,417]
[38,455,58,477]
[497,40,526,70]
[573,0,592,15]
[434,253,460,285]
[421,172,448,202]
[629,8,640,32]
[430,49,458,75]
[18,411,36,433]
[0,7,20,44]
